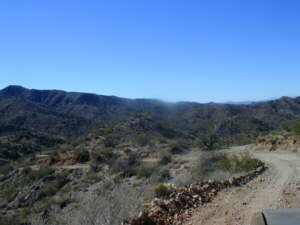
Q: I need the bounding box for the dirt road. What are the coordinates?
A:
[185,151,300,225]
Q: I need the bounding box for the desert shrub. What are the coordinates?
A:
[216,152,264,173]
[201,134,219,150]
[158,137,168,144]
[193,152,223,176]
[269,130,281,135]
[191,152,264,180]
[214,154,232,171]
[22,166,33,175]
[71,139,81,147]
[159,168,171,181]
[20,207,32,223]
[128,151,139,166]
[172,172,196,187]
[235,153,265,171]
[99,148,115,161]
[86,170,101,182]
[95,179,115,197]
[25,166,54,181]
[111,158,137,177]
[33,182,143,225]
[0,186,18,203]
[153,183,171,198]
[0,164,13,176]
[291,120,300,135]
[43,174,69,196]
[0,216,21,225]
[74,148,90,163]
[143,183,171,202]
[135,134,151,146]
[281,120,300,136]
[169,139,189,154]
[136,165,156,179]
[43,183,60,196]
[90,148,115,167]
[111,158,128,173]
[159,151,172,165]
[103,134,118,147]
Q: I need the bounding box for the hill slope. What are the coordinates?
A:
[1,85,300,146]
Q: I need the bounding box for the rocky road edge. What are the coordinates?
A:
[123,166,266,225]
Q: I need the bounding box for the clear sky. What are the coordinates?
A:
[0,0,300,103]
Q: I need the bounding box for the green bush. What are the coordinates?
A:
[86,170,100,181]
[143,183,171,202]
[153,183,171,198]
[235,153,265,171]
[159,151,172,165]
[74,149,90,163]
[0,216,21,225]
[291,121,300,135]
[169,139,189,154]
[192,152,264,179]
[159,168,171,181]
[0,164,13,176]
[22,166,33,175]
[25,166,54,181]
[136,165,155,179]
[43,182,60,196]
[103,134,118,147]
[0,186,18,203]
[215,154,233,172]
[43,173,69,196]
[135,134,151,146]
[216,152,264,173]
[99,148,115,161]
[281,120,300,135]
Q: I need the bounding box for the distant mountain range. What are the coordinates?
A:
[223,98,278,105]
[1,85,300,148]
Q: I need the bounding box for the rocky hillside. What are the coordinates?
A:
[1,85,300,147]
[0,124,65,162]
[2,85,299,225]
[247,120,300,152]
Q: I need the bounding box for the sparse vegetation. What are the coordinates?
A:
[43,173,69,196]
[0,164,13,176]
[0,217,21,225]
[216,152,264,172]
[135,134,152,146]
[103,134,118,147]
[23,166,54,181]
[136,165,155,178]
[190,152,264,181]
[0,185,18,203]
[159,151,172,165]
[32,182,143,225]
[291,120,300,135]
[74,148,90,163]
[1,86,299,224]
[153,183,171,198]
[144,183,171,202]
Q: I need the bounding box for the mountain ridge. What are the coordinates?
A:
[1,85,300,147]
[2,85,283,105]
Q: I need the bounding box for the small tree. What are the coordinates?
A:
[202,134,218,150]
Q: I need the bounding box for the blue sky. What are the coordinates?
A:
[1,0,300,103]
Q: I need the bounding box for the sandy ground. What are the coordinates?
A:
[185,151,300,225]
